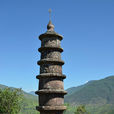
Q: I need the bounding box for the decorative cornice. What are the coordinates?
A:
[38,46,63,52]
[36,106,67,111]
[37,59,64,65]
[39,31,63,41]
[35,89,67,95]
[36,73,66,79]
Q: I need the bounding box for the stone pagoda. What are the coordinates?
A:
[35,19,67,114]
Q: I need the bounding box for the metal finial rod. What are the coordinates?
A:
[48,9,52,20]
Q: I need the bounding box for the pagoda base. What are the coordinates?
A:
[36,106,66,111]
[36,106,66,114]
[40,111,64,114]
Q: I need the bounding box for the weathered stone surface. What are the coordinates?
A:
[36,21,67,114]
[38,59,64,65]
[36,73,66,79]
[38,47,63,53]
[35,89,67,95]
[41,50,61,60]
[39,78,64,90]
[39,94,64,106]
[37,106,66,111]
[40,110,64,114]
[41,37,61,47]
[40,64,62,74]
[39,31,63,41]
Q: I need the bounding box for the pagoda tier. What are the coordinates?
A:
[35,20,67,114]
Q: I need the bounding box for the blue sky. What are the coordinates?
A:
[0,0,114,92]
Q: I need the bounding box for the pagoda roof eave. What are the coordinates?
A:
[39,31,63,40]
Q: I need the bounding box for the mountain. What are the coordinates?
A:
[66,80,96,97]
[29,91,37,96]
[0,84,8,89]
[65,76,114,105]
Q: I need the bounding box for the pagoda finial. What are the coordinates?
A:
[47,9,54,31]
[48,9,51,21]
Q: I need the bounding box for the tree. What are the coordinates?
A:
[0,88,23,114]
[74,105,90,114]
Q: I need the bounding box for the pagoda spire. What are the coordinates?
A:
[48,9,52,21]
[47,9,55,31]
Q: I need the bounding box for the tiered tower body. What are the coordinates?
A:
[36,20,67,114]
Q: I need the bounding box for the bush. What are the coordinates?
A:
[0,88,23,114]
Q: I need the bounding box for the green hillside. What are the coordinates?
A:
[65,76,114,105]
